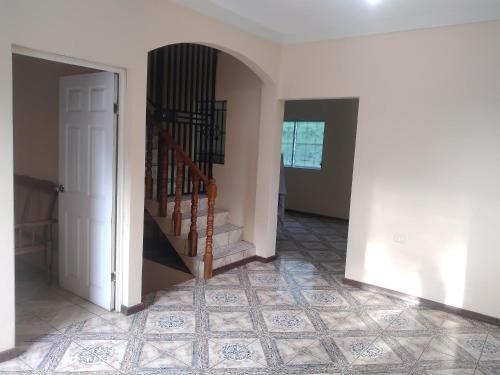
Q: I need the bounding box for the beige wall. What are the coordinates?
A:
[13,54,97,182]
[214,52,261,241]
[0,0,282,352]
[280,21,500,318]
[283,99,358,219]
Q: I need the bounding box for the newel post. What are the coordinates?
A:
[159,135,169,217]
[145,125,153,200]
[204,179,217,279]
[188,175,200,257]
[172,151,184,236]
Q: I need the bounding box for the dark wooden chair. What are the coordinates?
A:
[14,174,58,283]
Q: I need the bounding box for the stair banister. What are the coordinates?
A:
[146,112,216,279]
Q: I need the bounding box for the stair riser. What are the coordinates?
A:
[151,211,228,238]
[175,227,243,257]
[146,198,209,217]
[197,228,243,255]
[180,212,228,235]
[194,246,256,278]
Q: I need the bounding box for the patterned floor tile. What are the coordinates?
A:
[143,310,196,334]
[351,337,403,365]
[54,342,118,373]
[9,211,500,374]
[275,338,332,365]
[75,339,128,370]
[301,289,349,307]
[154,289,194,306]
[319,311,370,331]
[205,288,249,306]
[247,272,288,287]
[256,290,297,306]
[246,261,277,271]
[139,340,193,369]
[209,311,254,332]
[208,338,267,369]
[206,273,241,286]
[262,310,316,332]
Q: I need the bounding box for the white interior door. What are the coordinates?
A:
[59,72,116,310]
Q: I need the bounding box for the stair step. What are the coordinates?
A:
[175,223,243,256]
[179,208,228,234]
[145,197,208,217]
[144,202,255,279]
[194,241,256,277]
[146,205,229,237]
[205,240,255,260]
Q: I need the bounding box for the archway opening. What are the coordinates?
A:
[141,43,264,293]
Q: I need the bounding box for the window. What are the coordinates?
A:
[281,121,325,169]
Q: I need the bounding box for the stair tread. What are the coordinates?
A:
[197,240,255,260]
[181,207,226,220]
[181,223,242,239]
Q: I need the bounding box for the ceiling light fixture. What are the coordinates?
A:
[366,0,382,5]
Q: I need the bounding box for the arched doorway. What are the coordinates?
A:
[142,43,266,293]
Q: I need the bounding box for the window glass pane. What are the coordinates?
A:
[293,121,325,169]
[281,121,295,166]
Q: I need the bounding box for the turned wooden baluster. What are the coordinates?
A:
[159,135,169,217]
[145,125,154,200]
[172,151,184,236]
[204,179,217,279]
[188,175,200,257]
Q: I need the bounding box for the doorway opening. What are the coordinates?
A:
[12,52,121,343]
[277,98,359,274]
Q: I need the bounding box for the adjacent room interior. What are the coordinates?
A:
[278,98,358,274]
[12,54,124,341]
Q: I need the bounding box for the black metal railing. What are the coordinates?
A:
[147,44,226,197]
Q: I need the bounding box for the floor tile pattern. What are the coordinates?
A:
[5,211,500,374]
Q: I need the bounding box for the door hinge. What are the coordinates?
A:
[111,271,116,282]
[113,103,119,114]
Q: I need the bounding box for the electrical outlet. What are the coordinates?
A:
[393,234,407,244]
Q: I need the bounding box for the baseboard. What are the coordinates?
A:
[0,348,22,364]
[213,255,277,276]
[285,209,349,222]
[120,302,146,316]
[343,278,500,327]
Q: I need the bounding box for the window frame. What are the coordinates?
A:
[282,119,326,170]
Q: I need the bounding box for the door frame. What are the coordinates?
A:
[12,45,127,311]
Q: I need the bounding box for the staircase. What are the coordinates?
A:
[144,198,255,278]
[144,113,256,278]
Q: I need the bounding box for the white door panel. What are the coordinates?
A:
[59,72,116,310]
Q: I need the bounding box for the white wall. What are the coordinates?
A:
[214,52,261,241]
[0,0,282,352]
[283,99,358,219]
[280,21,500,318]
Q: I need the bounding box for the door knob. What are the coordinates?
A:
[56,184,65,193]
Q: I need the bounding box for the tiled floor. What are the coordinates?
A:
[4,211,500,374]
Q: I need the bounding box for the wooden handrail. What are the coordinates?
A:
[146,112,216,279]
[147,113,209,185]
